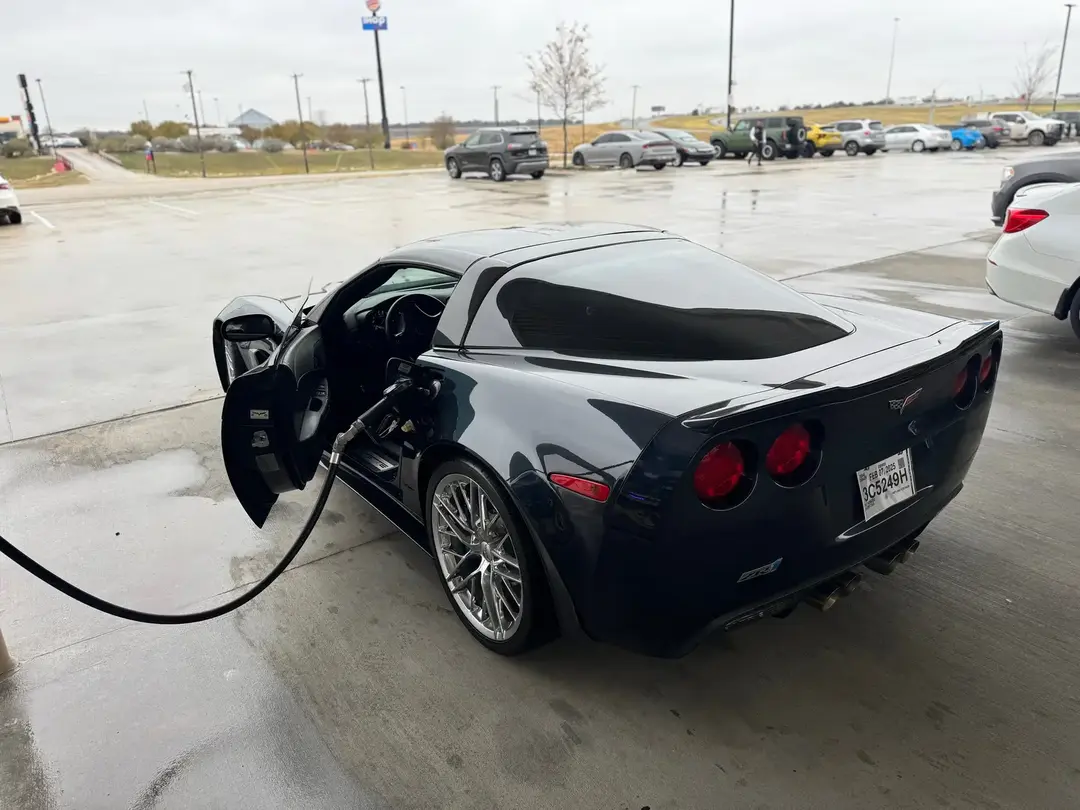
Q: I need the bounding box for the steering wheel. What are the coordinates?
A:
[384,293,445,343]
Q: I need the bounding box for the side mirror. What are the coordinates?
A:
[222,314,277,342]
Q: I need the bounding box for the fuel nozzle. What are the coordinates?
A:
[331,378,416,459]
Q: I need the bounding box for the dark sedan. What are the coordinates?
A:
[991,153,1080,225]
[214,223,1001,658]
[648,128,716,166]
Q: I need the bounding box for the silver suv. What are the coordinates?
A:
[824,119,887,156]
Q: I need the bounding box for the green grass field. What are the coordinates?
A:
[111,149,445,178]
[0,156,87,188]
[653,102,1080,139]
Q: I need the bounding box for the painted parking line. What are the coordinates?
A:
[29,211,56,230]
[146,199,199,217]
[250,191,326,205]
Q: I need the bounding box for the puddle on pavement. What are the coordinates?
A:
[789,271,1028,320]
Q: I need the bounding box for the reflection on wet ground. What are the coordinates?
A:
[3,149,1080,808]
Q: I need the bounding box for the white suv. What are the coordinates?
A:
[0,175,21,225]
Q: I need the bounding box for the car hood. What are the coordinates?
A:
[484,295,958,419]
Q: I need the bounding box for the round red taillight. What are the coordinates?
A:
[693,442,745,501]
[953,367,969,397]
[765,424,812,477]
[979,354,993,383]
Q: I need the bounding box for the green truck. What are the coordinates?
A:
[710,115,807,161]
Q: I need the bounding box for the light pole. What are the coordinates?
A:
[885,17,900,102]
[358,78,375,169]
[631,84,640,129]
[184,70,207,178]
[197,89,207,127]
[401,85,410,146]
[492,85,501,126]
[34,79,57,158]
[725,0,735,130]
[292,73,310,174]
[1053,4,1076,112]
[214,96,222,126]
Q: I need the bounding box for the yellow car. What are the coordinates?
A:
[801,123,843,158]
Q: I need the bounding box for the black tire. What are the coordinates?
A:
[530,170,545,179]
[426,458,554,655]
[734,151,747,159]
[489,158,506,182]
[801,141,816,158]
[864,147,877,156]
[446,157,461,179]
[572,152,585,167]
[762,140,778,161]
[795,126,807,143]
[712,141,727,159]
[820,149,834,158]
[844,141,859,157]
[619,152,634,169]
[784,150,799,159]
[7,210,21,225]
[928,147,940,152]
[1071,287,1080,343]
[653,163,666,170]
[698,160,711,166]
[674,151,685,167]
[950,138,963,151]
[911,139,925,153]
[1028,130,1045,147]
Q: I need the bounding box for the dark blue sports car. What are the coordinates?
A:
[213,223,1002,657]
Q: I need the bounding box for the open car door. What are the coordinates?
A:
[213,291,330,527]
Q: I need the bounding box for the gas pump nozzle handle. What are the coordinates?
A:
[331,378,415,458]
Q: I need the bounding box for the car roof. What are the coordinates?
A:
[382,222,666,272]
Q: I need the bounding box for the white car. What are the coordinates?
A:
[986,182,1080,340]
[0,175,21,225]
[882,124,952,153]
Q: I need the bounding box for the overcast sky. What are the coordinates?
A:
[5,0,1077,130]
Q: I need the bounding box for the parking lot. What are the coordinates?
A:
[2,149,1079,809]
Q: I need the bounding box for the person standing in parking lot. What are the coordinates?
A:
[748,120,765,166]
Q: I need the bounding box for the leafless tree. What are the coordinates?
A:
[1013,43,1058,109]
[526,22,606,166]
[430,114,457,150]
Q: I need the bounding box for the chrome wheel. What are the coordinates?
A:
[432,473,524,641]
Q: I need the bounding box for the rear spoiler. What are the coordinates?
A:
[680,319,1001,433]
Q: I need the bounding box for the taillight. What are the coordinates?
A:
[1003,208,1048,234]
[693,442,745,502]
[766,425,811,477]
[979,355,993,383]
[0,183,9,190]
[549,473,610,502]
[953,367,969,397]
[979,341,1002,390]
[953,359,978,409]
[508,143,523,149]
[863,130,871,136]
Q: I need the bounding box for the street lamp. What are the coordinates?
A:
[34,78,57,158]
[725,0,735,130]
[1052,4,1076,112]
[401,86,410,146]
[885,17,900,103]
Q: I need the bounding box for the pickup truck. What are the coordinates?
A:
[980,111,1064,147]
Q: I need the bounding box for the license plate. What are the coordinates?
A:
[529,147,537,155]
[856,449,916,521]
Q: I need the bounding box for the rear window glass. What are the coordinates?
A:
[464,240,852,361]
[869,121,884,130]
[508,131,540,144]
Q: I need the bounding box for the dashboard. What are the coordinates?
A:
[344,283,456,345]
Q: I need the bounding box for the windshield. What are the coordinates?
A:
[371,267,455,295]
[661,131,697,143]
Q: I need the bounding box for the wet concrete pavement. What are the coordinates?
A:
[3,150,1080,809]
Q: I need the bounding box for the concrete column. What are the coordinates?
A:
[0,627,15,678]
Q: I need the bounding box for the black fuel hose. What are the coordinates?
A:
[0,388,404,624]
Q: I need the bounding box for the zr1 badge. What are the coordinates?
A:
[737,558,783,583]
